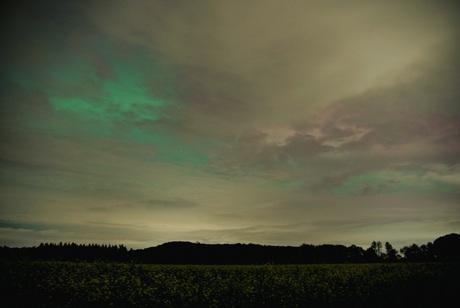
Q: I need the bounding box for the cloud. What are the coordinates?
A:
[143,198,198,209]
[87,1,458,138]
[0,219,159,248]
[1,1,459,249]
[207,38,460,187]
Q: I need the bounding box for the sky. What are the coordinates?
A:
[1,0,459,250]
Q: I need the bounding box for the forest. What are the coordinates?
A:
[1,233,459,264]
[2,233,459,307]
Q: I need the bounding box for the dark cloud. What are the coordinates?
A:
[1,1,459,248]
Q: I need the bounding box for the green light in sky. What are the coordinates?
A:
[100,59,168,122]
[49,97,107,120]
[331,170,457,196]
[4,45,210,167]
[273,180,304,190]
[48,57,168,123]
[124,128,208,166]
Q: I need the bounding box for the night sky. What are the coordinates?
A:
[1,0,459,249]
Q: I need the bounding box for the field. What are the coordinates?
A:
[1,261,459,307]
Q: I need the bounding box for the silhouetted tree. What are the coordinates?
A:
[400,244,421,261]
[376,241,382,257]
[364,242,380,262]
[433,233,460,261]
[347,245,365,262]
[384,242,398,261]
[2,233,458,264]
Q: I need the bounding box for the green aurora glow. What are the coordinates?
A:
[5,47,209,166]
[1,0,459,249]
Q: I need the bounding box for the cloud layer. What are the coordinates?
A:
[1,0,459,249]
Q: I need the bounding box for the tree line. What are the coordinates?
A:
[1,233,458,264]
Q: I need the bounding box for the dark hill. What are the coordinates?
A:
[1,233,459,264]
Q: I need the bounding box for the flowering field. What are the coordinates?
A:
[1,261,459,307]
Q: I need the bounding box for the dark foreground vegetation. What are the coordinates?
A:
[1,233,459,264]
[1,261,459,307]
[1,234,459,307]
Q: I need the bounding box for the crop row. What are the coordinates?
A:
[1,261,459,307]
